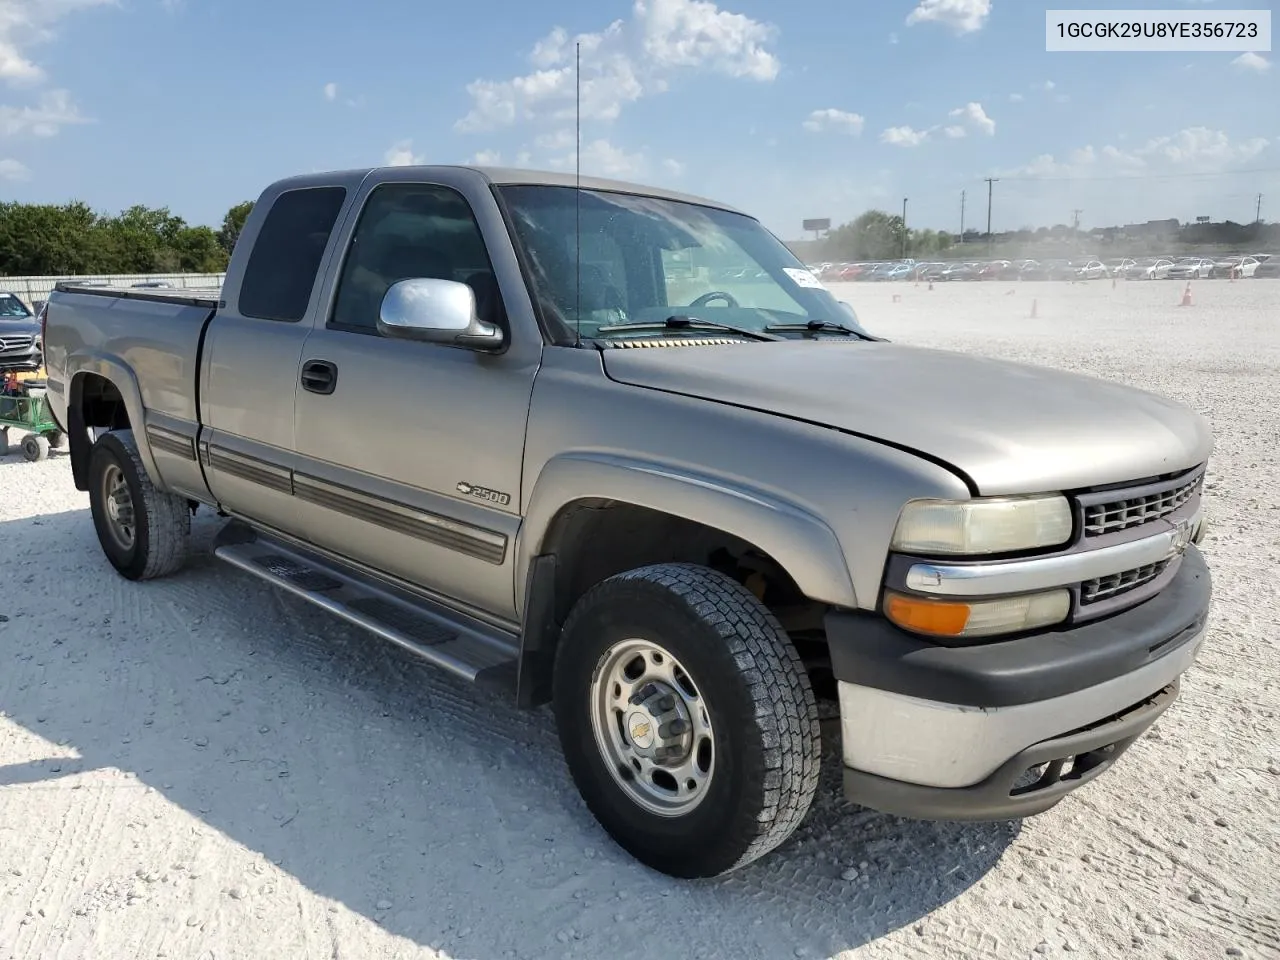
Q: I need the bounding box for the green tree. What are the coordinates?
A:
[823,210,905,261]
[218,201,254,256]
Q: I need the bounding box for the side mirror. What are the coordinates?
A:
[377,278,504,352]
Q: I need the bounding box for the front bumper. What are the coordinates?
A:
[827,547,1210,820]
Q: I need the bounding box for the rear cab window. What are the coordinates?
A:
[238,186,348,322]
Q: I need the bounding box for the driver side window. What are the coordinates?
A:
[329,182,505,336]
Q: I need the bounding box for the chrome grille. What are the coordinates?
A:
[0,334,34,351]
[1081,560,1170,604]
[1083,471,1204,536]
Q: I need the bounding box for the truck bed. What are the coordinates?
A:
[46,282,220,435]
[53,281,222,309]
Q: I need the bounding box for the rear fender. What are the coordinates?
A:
[66,352,163,492]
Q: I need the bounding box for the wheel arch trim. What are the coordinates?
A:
[515,452,857,613]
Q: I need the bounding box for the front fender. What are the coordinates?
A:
[67,352,164,492]
[515,451,857,612]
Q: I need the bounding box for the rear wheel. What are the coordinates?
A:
[88,430,190,580]
[552,562,821,878]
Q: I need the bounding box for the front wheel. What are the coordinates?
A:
[552,563,821,878]
[88,430,190,580]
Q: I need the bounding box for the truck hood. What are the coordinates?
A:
[600,341,1213,495]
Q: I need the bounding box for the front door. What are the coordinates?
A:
[290,179,541,622]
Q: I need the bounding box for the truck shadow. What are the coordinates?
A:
[0,508,1016,959]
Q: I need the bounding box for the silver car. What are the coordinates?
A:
[1167,257,1215,280]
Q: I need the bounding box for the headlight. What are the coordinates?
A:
[884,589,1070,639]
[890,495,1073,556]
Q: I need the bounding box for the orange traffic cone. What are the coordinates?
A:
[1179,282,1192,306]
[1029,298,1038,318]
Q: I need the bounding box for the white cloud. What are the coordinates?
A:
[1231,52,1270,73]
[0,89,87,137]
[1009,92,1024,102]
[383,140,423,166]
[905,0,991,33]
[880,125,931,146]
[999,126,1270,179]
[0,157,28,179]
[948,100,995,135]
[662,157,684,176]
[456,0,778,132]
[889,32,899,44]
[1042,80,1056,90]
[323,82,338,101]
[0,0,112,87]
[802,108,864,135]
[545,137,648,178]
[944,125,966,138]
[470,148,502,164]
[534,128,576,151]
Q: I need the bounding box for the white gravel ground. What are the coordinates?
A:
[1,277,1277,960]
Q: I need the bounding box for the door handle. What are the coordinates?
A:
[300,359,337,395]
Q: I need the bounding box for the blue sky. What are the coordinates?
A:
[2,0,1276,238]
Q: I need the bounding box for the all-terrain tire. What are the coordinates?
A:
[552,562,822,878]
[88,429,190,580]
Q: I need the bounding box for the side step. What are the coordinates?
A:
[212,521,520,695]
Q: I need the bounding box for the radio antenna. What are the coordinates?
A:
[574,40,582,348]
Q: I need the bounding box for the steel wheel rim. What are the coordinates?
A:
[589,638,715,817]
[101,463,136,551]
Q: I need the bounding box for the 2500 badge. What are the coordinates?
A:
[456,482,512,507]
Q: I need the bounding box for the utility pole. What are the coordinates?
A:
[960,189,966,243]
[902,197,908,258]
[1257,193,1264,224]
[984,177,998,251]
[1072,209,1082,232]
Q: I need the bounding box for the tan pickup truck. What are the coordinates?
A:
[44,164,1212,878]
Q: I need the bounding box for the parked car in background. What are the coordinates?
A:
[1105,258,1137,278]
[1022,259,1073,280]
[1253,258,1280,278]
[934,262,979,281]
[1168,257,1215,280]
[882,263,913,281]
[1123,257,1174,280]
[1212,256,1259,278]
[1073,260,1108,281]
[0,292,41,371]
[978,260,1015,280]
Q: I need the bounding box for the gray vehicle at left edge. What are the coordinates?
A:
[0,293,42,370]
[41,164,1213,879]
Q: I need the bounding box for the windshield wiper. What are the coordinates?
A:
[764,320,873,339]
[595,315,781,342]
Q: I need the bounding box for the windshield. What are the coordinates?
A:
[498,185,868,343]
[0,295,31,318]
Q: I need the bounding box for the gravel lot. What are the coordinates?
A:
[1,277,1277,960]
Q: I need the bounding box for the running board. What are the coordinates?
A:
[212,521,519,695]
